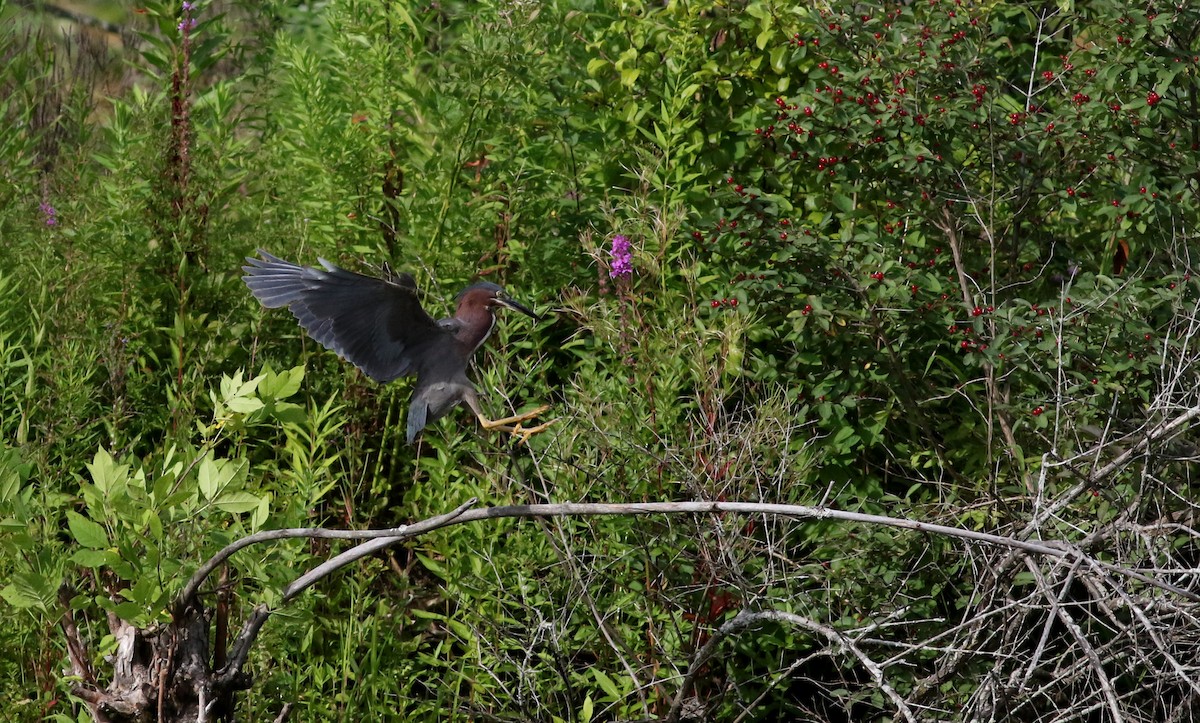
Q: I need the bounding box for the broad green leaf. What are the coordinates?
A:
[198,455,219,501]
[71,549,115,568]
[114,601,145,622]
[67,511,109,549]
[214,491,262,514]
[227,396,264,414]
[86,448,128,494]
[265,366,305,399]
[586,58,607,77]
[770,45,787,74]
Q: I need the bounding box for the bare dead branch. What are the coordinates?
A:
[178,497,481,607]
[1023,556,1124,721]
[57,583,96,685]
[183,493,1200,712]
[665,609,917,723]
[188,497,1200,636]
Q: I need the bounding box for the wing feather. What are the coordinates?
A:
[242,250,443,382]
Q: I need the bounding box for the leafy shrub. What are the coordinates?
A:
[706,1,1199,497]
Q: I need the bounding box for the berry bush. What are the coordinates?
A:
[707,1,1200,497]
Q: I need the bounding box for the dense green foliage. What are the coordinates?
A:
[1,0,1198,720]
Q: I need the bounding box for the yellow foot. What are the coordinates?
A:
[478,405,555,444]
[506,417,558,445]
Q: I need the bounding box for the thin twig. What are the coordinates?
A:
[664,609,917,723]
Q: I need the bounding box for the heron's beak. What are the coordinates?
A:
[495,295,541,321]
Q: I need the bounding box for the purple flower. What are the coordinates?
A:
[178,17,198,32]
[182,1,195,10]
[608,234,632,278]
[39,201,57,227]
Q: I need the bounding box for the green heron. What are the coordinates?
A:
[242,250,551,443]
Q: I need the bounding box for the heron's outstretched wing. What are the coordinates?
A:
[242,249,443,382]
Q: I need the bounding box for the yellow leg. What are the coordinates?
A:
[476,405,555,444]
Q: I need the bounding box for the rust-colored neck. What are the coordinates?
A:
[454,298,497,354]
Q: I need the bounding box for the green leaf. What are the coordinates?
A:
[770,45,787,74]
[586,58,608,77]
[67,511,109,549]
[251,494,271,531]
[271,401,307,424]
[152,472,176,504]
[417,553,447,579]
[147,510,164,541]
[227,396,264,414]
[1,571,56,610]
[114,601,145,622]
[86,448,127,494]
[593,668,622,699]
[126,574,161,606]
[1,583,40,609]
[262,365,304,399]
[198,455,219,501]
[832,194,855,213]
[214,491,262,514]
[71,549,115,568]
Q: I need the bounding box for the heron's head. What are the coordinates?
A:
[456,282,540,321]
